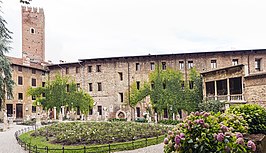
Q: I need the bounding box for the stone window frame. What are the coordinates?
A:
[118,72,123,81]
[179,61,184,70]
[32,106,36,113]
[255,58,262,71]
[136,63,140,71]
[188,61,194,69]
[97,82,102,91]
[18,93,23,100]
[136,81,140,90]
[136,107,141,117]
[88,83,93,92]
[18,66,22,72]
[76,67,80,74]
[211,59,217,69]
[18,76,23,85]
[32,69,36,74]
[65,67,69,74]
[96,65,101,72]
[97,105,103,116]
[232,59,239,66]
[31,78,37,87]
[88,66,92,73]
[150,62,155,71]
[162,62,167,70]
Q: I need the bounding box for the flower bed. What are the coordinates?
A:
[30,122,169,145]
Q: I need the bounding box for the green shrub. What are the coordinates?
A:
[227,104,266,134]
[158,119,180,125]
[164,111,256,153]
[134,118,147,123]
[198,100,225,113]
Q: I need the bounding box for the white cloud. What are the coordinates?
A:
[2,0,266,63]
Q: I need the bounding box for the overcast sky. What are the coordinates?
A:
[2,0,266,63]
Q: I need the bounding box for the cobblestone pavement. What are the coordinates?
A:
[0,123,28,153]
[115,143,164,153]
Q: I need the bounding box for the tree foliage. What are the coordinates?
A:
[0,5,14,110]
[127,66,203,117]
[27,74,93,114]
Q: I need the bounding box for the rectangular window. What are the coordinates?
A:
[32,78,36,87]
[162,62,166,70]
[188,61,193,69]
[77,83,80,90]
[97,106,102,115]
[98,82,102,91]
[136,81,140,90]
[136,63,140,71]
[151,82,155,89]
[211,60,217,69]
[32,69,36,74]
[18,93,23,100]
[136,107,140,117]
[96,65,101,72]
[42,93,46,97]
[179,61,184,70]
[65,67,69,74]
[76,67,80,73]
[255,58,261,71]
[119,93,123,102]
[18,66,22,72]
[42,82,46,87]
[89,108,93,115]
[232,59,238,66]
[66,84,70,92]
[163,108,168,118]
[88,66,92,73]
[150,62,155,70]
[189,81,194,89]
[118,72,123,81]
[89,83,93,91]
[32,106,36,113]
[32,96,36,100]
[18,76,23,85]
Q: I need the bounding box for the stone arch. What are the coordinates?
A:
[115,110,126,119]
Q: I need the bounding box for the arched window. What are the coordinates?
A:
[30,28,35,34]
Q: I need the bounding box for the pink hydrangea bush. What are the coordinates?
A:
[164,111,256,153]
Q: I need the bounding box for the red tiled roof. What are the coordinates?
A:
[7,56,47,71]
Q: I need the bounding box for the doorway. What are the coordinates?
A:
[6,104,13,117]
[16,104,23,118]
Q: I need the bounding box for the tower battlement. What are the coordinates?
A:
[21,6,44,14]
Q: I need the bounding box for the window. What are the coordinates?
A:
[163,108,168,118]
[255,58,261,71]
[7,95,12,100]
[88,66,92,73]
[188,61,193,69]
[18,93,23,100]
[65,67,69,74]
[18,66,22,72]
[77,83,80,90]
[42,93,45,97]
[119,93,123,102]
[151,82,155,89]
[76,67,80,73]
[211,60,217,69]
[66,84,70,92]
[136,63,140,71]
[96,65,101,72]
[97,106,102,115]
[18,76,23,85]
[32,96,36,100]
[32,69,36,74]
[42,82,46,87]
[32,106,36,113]
[98,82,102,91]
[232,59,238,66]
[179,61,184,70]
[32,78,36,87]
[162,62,166,70]
[118,72,123,81]
[189,81,194,89]
[136,81,140,90]
[163,82,166,89]
[89,108,93,115]
[30,28,35,34]
[136,107,140,117]
[89,83,93,91]
[150,62,155,70]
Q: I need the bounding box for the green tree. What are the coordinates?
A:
[0,5,14,112]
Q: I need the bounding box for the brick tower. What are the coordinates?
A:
[22,6,45,63]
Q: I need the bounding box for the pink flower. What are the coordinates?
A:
[168,130,173,136]
[175,135,181,145]
[236,138,244,145]
[203,112,210,117]
[174,144,179,150]
[236,132,243,138]
[195,111,200,116]
[199,119,204,124]
[221,125,228,132]
[217,133,224,142]
[247,140,256,151]
[163,138,169,144]
[203,123,209,128]
[180,133,185,139]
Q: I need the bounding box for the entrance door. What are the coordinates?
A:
[6,104,13,117]
[16,104,23,118]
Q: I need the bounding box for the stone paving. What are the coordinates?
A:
[115,143,164,153]
[0,123,28,153]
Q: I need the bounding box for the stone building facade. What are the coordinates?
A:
[3,6,266,120]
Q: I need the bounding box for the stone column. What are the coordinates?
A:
[61,106,65,118]
[214,80,217,100]
[172,113,175,120]
[227,78,230,102]
[3,110,8,131]
[154,113,158,124]
[53,107,56,120]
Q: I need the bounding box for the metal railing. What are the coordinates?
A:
[15,126,163,153]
